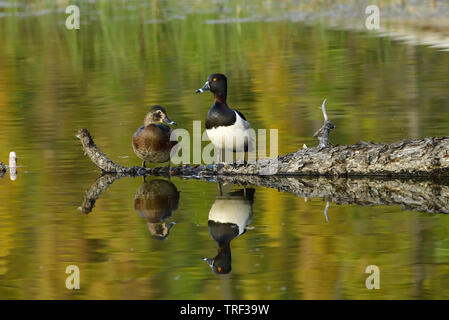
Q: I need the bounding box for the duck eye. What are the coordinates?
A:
[212,78,217,82]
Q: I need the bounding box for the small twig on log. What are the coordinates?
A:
[313,99,336,148]
[321,99,329,121]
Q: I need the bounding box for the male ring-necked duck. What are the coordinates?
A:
[132,105,177,168]
[203,187,255,274]
[196,74,254,163]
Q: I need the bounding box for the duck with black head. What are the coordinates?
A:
[203,187,255,274]
[132,105,177,169]
[196,74,255,164]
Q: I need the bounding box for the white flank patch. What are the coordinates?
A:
[208,198,253,235]
[206,111,255,152]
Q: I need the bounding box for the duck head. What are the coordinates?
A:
[195,73,227,103]
[202,244,232,274]
[144,105,177,126]
[147,221,177,241]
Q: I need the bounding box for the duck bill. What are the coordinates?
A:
[202,257,214,268]
[166,221,176,232]
[163,117,177,125]
[195,81,210,93]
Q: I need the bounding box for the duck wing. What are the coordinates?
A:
[156,124,178,148]
[234,109,247,121]
[233,109,251,129]
[156,123,171,134]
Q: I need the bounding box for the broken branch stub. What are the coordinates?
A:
[313,99,336,148]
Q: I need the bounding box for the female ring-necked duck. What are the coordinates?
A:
[196,74,254,163]
[132,105,177,168]
[134,178,180,240]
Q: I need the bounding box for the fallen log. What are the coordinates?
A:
[77,128,449,179]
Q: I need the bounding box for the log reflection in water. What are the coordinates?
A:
[78,173,123,214]
[78,174,180,239]
[78,173,449,217]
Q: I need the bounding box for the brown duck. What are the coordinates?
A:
[134,178,180,240]
[132,105,177,168]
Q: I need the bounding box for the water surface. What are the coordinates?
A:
[1,1,449,299]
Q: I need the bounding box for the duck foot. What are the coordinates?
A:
[213,163,224,172]
[164,164,172,179]
[137,167,148,176]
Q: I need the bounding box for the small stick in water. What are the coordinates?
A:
[9,151,17,181]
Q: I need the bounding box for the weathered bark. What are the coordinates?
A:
[77,128,449,178]
[76,129,146,175]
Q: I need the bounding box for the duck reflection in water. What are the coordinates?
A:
[134,178,180,240]
[203,186,255,274]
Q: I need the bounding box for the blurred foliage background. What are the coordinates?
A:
[1,0,449,299]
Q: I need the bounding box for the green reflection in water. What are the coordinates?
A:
[1,0,449,299]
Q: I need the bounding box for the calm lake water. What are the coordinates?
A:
[1,1,449,299]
